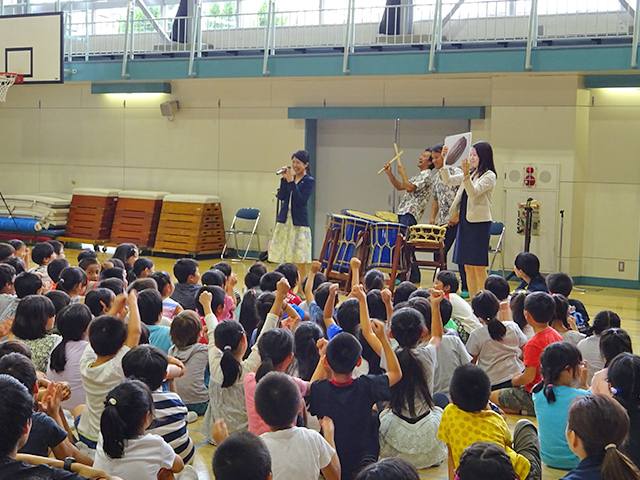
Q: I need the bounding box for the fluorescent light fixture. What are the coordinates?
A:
[91,82,172,95]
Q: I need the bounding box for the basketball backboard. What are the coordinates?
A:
[0,12,64,84]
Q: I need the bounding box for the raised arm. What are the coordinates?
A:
[353,284,382,355]
[372,319,402,386]
[350,257,361,289]
[318,417,341,480]
[124,291,142,349]
[323,283,339,331]
[381,288,393,324]
[462,162,496,198]
[306,261,322,303]
[428,288,445,351]
[384,163,405,191]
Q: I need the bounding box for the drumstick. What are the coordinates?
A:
[394,143,403,167]
[377,150,404,174]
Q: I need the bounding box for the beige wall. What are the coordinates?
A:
[0,73,637,284]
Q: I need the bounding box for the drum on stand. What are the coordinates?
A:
[369,222,407,271]
[341,209,385,224]
[333,216,371,274]
[320,213,347,270]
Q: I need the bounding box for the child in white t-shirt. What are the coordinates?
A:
[214,371,339,480]
[434,271,481,343]
[77,291,140,449]
[466,290,528,390]
[550,294,585,347]
[94,379,184,480]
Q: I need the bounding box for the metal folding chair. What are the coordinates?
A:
[222,207,261,260]
[489,221,506,277]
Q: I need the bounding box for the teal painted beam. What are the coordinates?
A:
[65,44,640,83]
[288,106,486,120]
[305,119,318,254]
[572,276,640,291]
[91,81,171,94]
[584,74,640,88]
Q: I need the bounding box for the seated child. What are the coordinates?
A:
[305,274,334,332]
[466,290,528,390]
[294,321,324,381]
[260,271,307,322]
[244,329,308,436]
[550,294,585,347]
[531,342,589,470]
[85,288,117,317]
[169,310,209,415]
[212,431,271,480]
[372,291,447,469]
[244,262,268,292]
[491,291,562,415]
[44,290,71,318]
[274,263,302,305]
[608,353,640,468]
[590,328,632,396]
[0,374,100,480]
[77,248,97,263]
[0,353,92,465]
[28,242,57,284]
[309,320,402,480]
[563,394,640,480]
[435,271,481,343]
[393,281,417,306]
[200,279,284,443]
[300,265,327,312]
[149,271,183,320]
[132,257,154,280]
[77,291,141,449]
[10,295,59,373]
[171,258,201,311]
[56,267,88,303]
[112,243,138,283]
[354,457,419,480]
[485,274,511,322]
[0,242,15,262]
[256,372,339,480]
[122,345,195,465]
[437,364,540,480]
[577,310,621,384]
[405,296,470,397]
[137,289,172,353]
[46,240,65,260]
[514,252,548,293]
[94,379,185,479]
[364,269,385,292]
[457,442,519,480]
[0,263,16,327]
[201,271,236,320]
[47,258,70,286]
[546,272,590,331]
[212,262,240,304]
[99,277,125,296]
[79,257,101,294]
[100,267,127,289]
[509,291,535,338]
[46,303,92,411]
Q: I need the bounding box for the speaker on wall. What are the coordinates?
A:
[160,101,179,117]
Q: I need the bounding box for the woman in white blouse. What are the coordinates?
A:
[441,141,497,297]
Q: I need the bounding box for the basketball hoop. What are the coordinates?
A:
[0,73,24,103]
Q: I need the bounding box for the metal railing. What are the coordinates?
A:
[57,0,640,76]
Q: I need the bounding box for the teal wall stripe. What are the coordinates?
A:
[288,106,486,120]
[572,276,640,291]
[305,119,318,255]
[584,74,640,88]
[65,44,640,83]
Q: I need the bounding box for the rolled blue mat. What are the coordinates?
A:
[0,217,41,231]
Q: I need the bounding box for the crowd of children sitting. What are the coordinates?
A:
[0,240,639,480]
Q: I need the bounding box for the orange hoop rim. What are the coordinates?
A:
[0,73,24,84]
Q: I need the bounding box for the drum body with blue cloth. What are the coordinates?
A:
[369,222,407,270]
[321,213,347,270]
[333,216,371,273]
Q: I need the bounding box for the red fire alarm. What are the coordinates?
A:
[524,166,536,187]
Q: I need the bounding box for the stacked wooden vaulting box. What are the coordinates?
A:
[154,194,225,256]
[109,190,170,248]
[65,188,120,241]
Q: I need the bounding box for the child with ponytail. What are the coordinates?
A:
[294,321,324,381]
[94,379,184,480]
[244,328,310,435]
[466,290,529,390]
[590,328,632,396]
[532,342,589,470]
[200,277,287,443]
[606,352,640,467]
[550,294,585,347]
[55,266,88,303]
[358,285,447,469]
[46,303,92,410]
[563,393,640,480]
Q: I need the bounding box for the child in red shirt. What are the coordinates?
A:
[490,291,562,414]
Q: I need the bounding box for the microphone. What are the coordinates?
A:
[276,166,290,175]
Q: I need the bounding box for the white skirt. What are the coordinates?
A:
[268,213,312,264]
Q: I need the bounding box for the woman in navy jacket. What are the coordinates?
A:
[268,150,316,279]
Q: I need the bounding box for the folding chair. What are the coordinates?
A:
[489,221,506,277]
[222,208,261,260]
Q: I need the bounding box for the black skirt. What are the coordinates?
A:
[452,191,491,266]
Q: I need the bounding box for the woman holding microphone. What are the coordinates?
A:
[268,150,315,280]
[441,141,496,298]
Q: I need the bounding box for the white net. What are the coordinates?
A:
[0,74,20,103]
